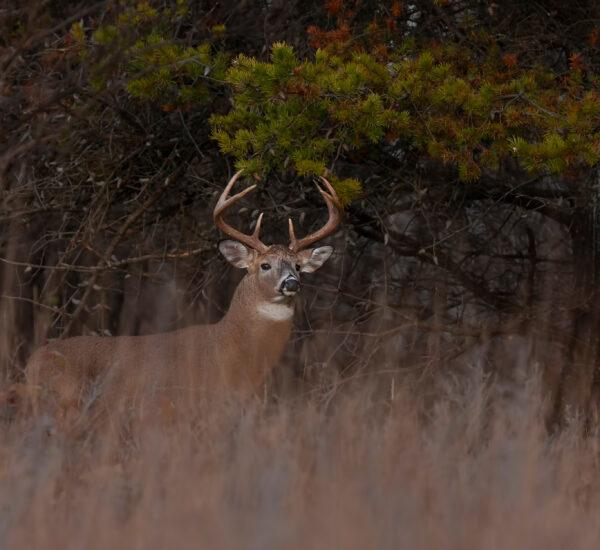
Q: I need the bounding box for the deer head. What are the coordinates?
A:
[214,170,342,312]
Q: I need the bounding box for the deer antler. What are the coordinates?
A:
[214,170,269,253]
[288,176,342,252]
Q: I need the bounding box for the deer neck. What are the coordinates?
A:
[213,275,294,392]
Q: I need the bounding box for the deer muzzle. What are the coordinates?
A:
[280,276,300,295]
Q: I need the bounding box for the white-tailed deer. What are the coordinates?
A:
[24,170,341,420]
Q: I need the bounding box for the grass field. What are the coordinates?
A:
[2,358,599,550]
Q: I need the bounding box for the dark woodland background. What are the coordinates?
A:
[3,0,600,426]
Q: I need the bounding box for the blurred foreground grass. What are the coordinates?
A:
[1,365,599,550]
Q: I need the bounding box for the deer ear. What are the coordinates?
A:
[219,240,255,269]
[297,246,333,273]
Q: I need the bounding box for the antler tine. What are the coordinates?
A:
[288,176,342,252]
[253,212,264,240]
[214,169,269,253]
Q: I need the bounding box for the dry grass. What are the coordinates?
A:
[1,362,600,550]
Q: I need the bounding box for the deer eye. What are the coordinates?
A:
[260,263,271,271]
[295,264,301,271]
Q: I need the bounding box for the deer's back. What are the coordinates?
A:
[25,326,217,416]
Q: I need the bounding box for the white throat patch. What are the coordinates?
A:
[257,301,294,321]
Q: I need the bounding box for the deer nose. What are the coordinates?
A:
[281,277,300,293]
